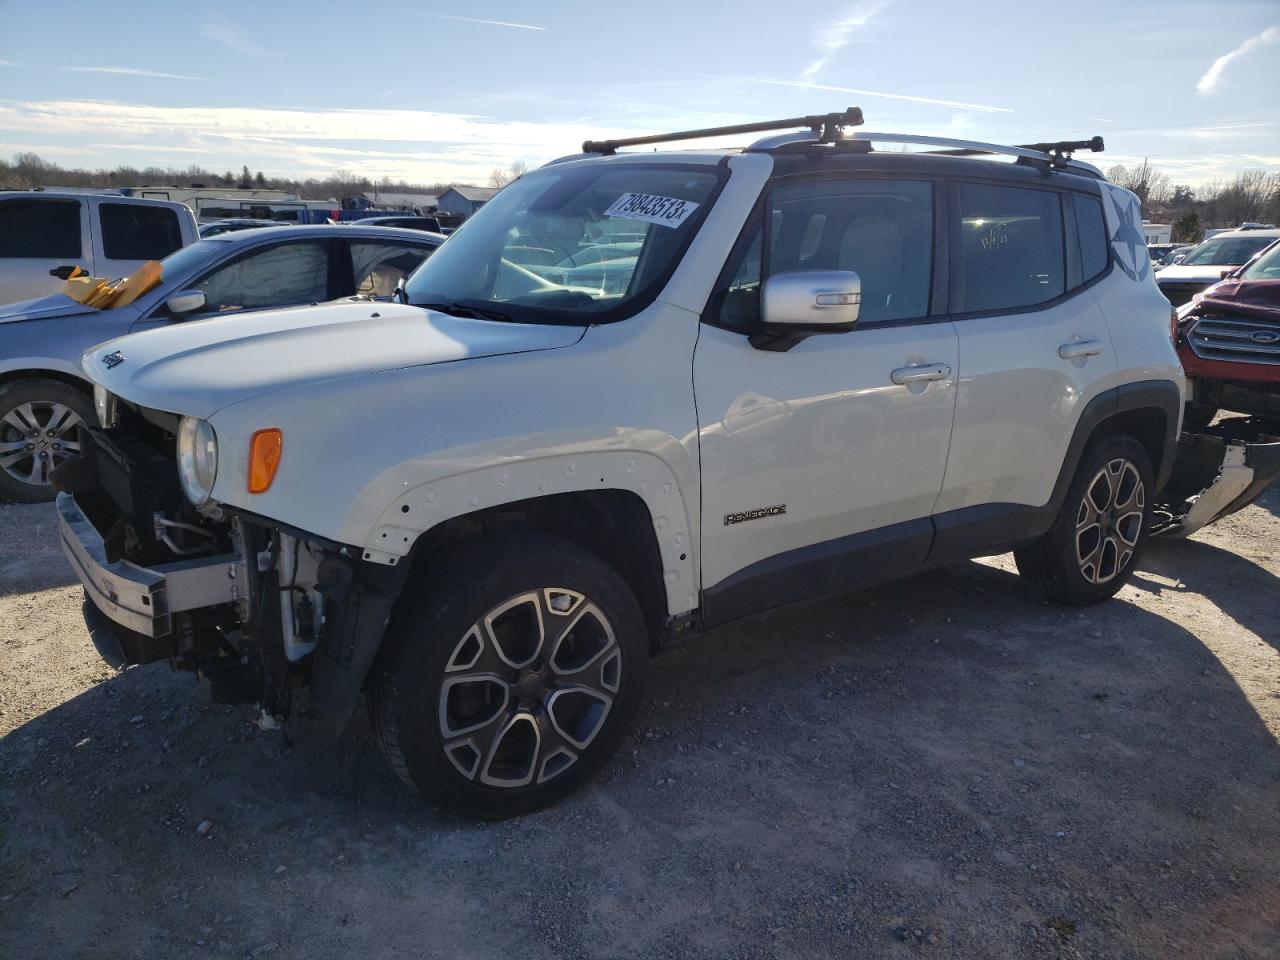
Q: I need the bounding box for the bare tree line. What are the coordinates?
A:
[0,152,461,201]
[1104,161,1279,241]
[3,151,1275,242]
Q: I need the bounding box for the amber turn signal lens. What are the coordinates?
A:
[247,429,283,494]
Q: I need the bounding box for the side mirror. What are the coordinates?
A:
[753,270,860,351]
[165,289,207,316]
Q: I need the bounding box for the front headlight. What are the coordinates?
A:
[94,384,117,428]
[177,416,218,506]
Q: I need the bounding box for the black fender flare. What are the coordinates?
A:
[1046,380,1182,519]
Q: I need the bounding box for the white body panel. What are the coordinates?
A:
[935,293,1117,514]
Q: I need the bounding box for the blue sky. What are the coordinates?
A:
[0,0,1277,187]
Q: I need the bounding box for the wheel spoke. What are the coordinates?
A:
[0,447,30,468]
[2,406,38,434]
[483,592,546,669]
[478,711,541,788]
[442,707,510,781]
[43,403,76,436]
[27,453,49,485]
[546,685,612,751]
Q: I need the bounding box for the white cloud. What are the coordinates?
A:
[0,99,661,183]
[1197,25,1279,94]
[200,21,272,59]
[64,65,212,81]
[432,14,546,31]
[801,0,893,81]
[738,75,1013,114]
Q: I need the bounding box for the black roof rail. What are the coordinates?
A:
[582,108,864,155]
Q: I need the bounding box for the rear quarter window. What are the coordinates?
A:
[1073,194,1109,282]
[100,203,184,260]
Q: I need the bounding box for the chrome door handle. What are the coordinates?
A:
[1059,339,1105,360]
[890,362,951,385]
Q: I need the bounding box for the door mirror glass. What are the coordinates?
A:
[760,270,861,330]
[165,289,207,315]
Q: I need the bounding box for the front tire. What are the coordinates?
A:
[0,378,93,503]
[1015,435,1154,606]
[368,531,648,819]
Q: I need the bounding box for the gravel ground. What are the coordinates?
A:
[0,485,1277,959]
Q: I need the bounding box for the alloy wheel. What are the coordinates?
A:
[1075,457,1145,585]
[438,588,622,788]
[0,400,82,488]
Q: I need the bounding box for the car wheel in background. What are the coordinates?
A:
[0,378,93,503]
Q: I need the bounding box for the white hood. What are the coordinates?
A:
[82,300,585,418]
[1155,264,1227,284]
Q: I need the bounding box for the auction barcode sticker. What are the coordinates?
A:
[604,193,699,228]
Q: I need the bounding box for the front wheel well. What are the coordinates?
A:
[0,368,92,396]
[408,490,670,653]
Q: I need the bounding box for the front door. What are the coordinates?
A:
[693,176,958,624]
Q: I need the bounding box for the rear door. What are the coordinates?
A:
[930,180,1118,559]
[92,199,187,280]
[0,197,91,305]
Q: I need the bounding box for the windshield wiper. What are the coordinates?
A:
[416,300,511,322]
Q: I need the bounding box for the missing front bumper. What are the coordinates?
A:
[1153,419,1280,537]
[57,491,245,638]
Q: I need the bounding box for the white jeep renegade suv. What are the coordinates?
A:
[56,111,1184,818]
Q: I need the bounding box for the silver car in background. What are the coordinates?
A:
[0,224,444,501]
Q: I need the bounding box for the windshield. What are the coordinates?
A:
[1239,241,1280,281]
[1180,235,1275,267]
[157,238,234,282]
[403,163,723,324]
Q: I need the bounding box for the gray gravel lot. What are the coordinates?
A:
[1,487,1277,959]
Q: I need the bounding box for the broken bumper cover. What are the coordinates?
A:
[57,491,243,639]
[1153,420,1280,537]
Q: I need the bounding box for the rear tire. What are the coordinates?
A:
[368,531,648,819]
[1015,435,1154,606]
[0,378,93,503]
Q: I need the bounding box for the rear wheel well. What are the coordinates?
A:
[408,490,669,653]
[1095,407,1168,481]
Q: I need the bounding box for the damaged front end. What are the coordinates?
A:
[54,401,408,732]
[1153,417,1280,537]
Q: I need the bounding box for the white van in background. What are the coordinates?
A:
[0,192,198,305]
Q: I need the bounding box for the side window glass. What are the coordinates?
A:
[957,184,1065,312]
[769,179,934,324]
[351,242,435,298]
[193,242,328,315]
[716,219,764,330]
[1073,194,1109,282]
[100,203,183,260]
[0,200,81,258]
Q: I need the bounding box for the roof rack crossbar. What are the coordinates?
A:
[582,107,864,155]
